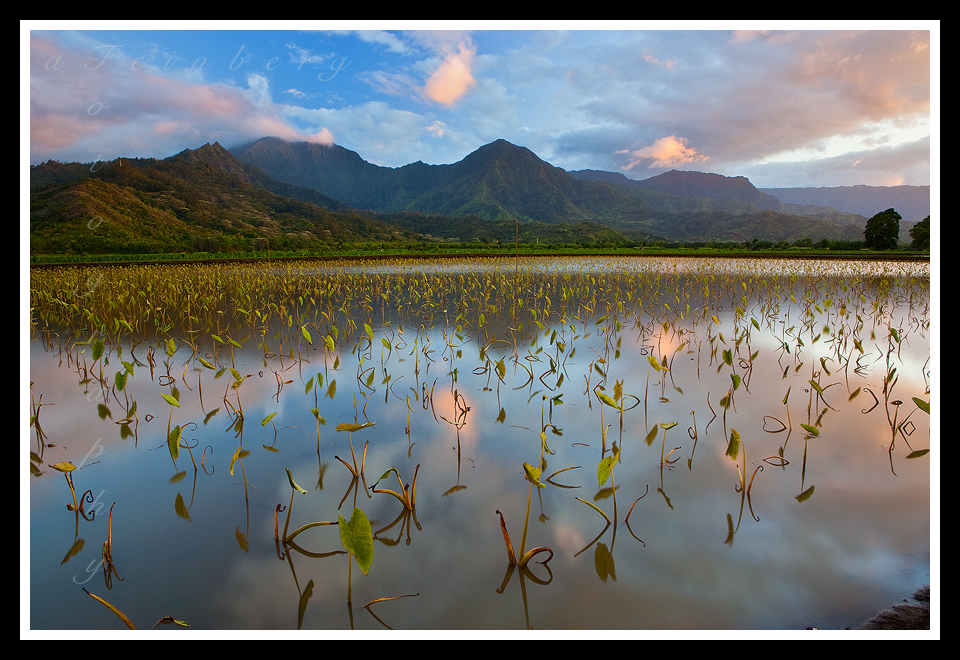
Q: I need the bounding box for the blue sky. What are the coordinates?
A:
[25,21,937,189]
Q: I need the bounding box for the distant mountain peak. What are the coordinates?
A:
[168,141,238,166]
[463,138,534,160]
[646,168,751,186]
[171,141,227,156]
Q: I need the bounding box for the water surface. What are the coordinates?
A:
[28,256,933,633]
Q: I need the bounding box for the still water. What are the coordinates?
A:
[27,256,933,633]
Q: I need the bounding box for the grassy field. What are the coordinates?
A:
[28,242,930,266]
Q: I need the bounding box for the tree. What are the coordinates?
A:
[910,216,930,251]
[864,208,901,250]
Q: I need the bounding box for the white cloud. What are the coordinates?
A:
[357,69,422,101]
[426,121,448,138]
[285,42,331,70]
[353,30,412,54]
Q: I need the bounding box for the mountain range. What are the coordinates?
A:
[29,136,930,255]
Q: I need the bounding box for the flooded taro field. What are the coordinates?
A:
[27,255,934,634]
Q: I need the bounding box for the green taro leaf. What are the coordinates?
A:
[286,467,307,494]
[229,447,248,476]
[597,447,620,487]
[722,349,733,366]
[800,423,820,437]
[336,421,375,432]
[338,507,374,574]
[726,429,741,460]
[523,461,546,488]
[168,425,181,461]
[596,390,621,410]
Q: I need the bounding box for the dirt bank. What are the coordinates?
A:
[853,586,930,630]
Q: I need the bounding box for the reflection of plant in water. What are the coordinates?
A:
[725,428,791,537]
[29,391,51,473]
[496,503,554,628]
[371,464,420,512]
[281,467,309,543]
[101,502,122,588]
[658,421,681,467]
[334,421,375,479]
[497,507,554,572]
[28,257,931,629]
[82,588,190,630]
[49,461,80,513]
[276,463,420,629]
[495,421,557,627]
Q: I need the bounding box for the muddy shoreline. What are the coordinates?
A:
[851,586,930,630]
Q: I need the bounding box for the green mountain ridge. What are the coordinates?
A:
[231,136,872,243]
[29,144,423,255]
[30,136,916,256]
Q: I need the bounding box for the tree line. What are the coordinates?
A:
[865,208,930,251]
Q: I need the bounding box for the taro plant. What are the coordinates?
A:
[496,452,555,589]
[724,427,784,534]
[726,428,746,491]
[47,458,97,532]
[593,381,627,453]
[659,421,681,467]
[275,467,339,566]
[590,442,621,522]
[370,464,420,511]
[335,421,375,478]
[49,461,79,512]
[338,506,374,605]
[261,411,279,448]
[280,467,309,543]
[160,387,182,467]
[496,506,554,571]
[101,502,121,588]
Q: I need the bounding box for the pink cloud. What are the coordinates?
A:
[423,42,477,106]
[618,135,710,170]
[305,128,335,145]
[29,32,331,162]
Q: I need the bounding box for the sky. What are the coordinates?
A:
[24,21,938,189]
